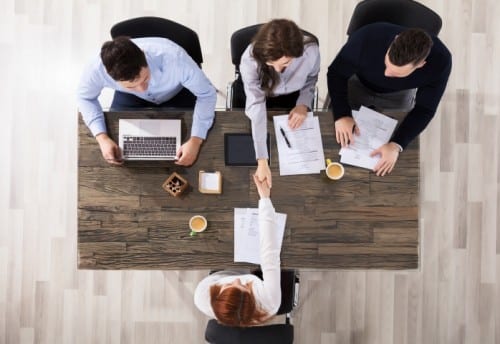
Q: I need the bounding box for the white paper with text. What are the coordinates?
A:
[234,208,287,264]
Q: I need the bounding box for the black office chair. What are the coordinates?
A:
[109,16,203,108]
[204,269,299,344]
[346,0,442,37]
[323,0,442,109]
[110,16,203,66]
[226,24,319,111]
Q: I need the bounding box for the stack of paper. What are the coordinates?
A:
[273,113,326,176]
[234,208,287,264]
[339,106,398,170]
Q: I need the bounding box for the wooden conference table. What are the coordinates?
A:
[78,110,419,270]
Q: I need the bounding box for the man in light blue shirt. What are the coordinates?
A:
[77,36,217,166]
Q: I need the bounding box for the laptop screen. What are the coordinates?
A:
[118,119,181,160]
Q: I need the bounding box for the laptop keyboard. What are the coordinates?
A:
[122,136,177,158]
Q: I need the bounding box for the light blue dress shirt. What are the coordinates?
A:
[240,42,320,159]
[77,37,216,139]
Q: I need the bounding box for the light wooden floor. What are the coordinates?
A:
[1,0,499,343]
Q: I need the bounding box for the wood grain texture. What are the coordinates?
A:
[77,111,419,270]
[1,0,499,343]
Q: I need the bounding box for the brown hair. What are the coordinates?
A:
[100,36,147,81]
[251,19,314,95]
[209,282,269,327]
[388,28,433,66]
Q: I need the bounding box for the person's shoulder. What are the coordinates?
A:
[431,36,452,60]
[352,22,402,38]
[132,37,185,56]
[427,36,452,77]
[248,274,266,291]
[131,36,172,46]
[88,54,104,69]
[304,41,319,55]
[345,22,399,52]
[241,44,258,71]
[301,42,320,66]
[82,54,106,79]
[195,272,225,293]
[242,43,253,61]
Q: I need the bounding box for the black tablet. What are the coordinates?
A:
[224,133,270,166]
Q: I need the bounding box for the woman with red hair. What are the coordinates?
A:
[194,174,282,327]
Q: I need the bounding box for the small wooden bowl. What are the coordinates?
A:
[162,172,189,197]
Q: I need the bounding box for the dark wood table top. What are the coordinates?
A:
[78,110,419,270]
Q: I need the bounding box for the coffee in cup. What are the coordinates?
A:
[325,159,345,180]
[189,215,207,236]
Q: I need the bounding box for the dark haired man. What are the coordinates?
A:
[77,36,216,166]
[327,22,452,176]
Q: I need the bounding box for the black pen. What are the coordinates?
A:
[280,126,292,148]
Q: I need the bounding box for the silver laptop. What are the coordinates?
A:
[118,119,181,160]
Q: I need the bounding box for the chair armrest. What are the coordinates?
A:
[322,93,331,111]
[313,86,319,111]
[226,81,234,110]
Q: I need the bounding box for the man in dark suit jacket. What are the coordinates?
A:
[327,22,452,176]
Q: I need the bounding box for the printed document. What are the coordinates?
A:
[273,113,326,175]
[234,208,287,264]
[339,106,398,169]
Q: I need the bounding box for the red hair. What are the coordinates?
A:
[209,282,269,327]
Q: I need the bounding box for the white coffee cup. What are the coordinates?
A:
[189,215,207,236]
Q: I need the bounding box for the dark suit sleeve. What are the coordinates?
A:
[391,55,452,148]
[327,31,364,121]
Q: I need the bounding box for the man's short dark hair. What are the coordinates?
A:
[388,28,433,66]
[100,36,147,81]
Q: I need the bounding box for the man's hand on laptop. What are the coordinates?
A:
[96,133,123,166]
[175,136,203,166]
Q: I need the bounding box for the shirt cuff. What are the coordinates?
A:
[296,93,313,110]
[393,142,403,152]
[258,198,272,208]
[190,127,207,140]
[254,141,269,160]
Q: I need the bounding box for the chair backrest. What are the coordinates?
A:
[346,0,442,36]
[205,320,294,344]
[230,24,319,72]
[110,16,203,66]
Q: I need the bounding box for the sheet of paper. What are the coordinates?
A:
[339,148,380,170]
[200,172,219,191]
[234,208,287,264]
[339,106,398,170]
[273,113,326,176]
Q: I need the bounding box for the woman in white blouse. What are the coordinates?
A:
[194,175,281,327]
[240,19,320,188]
